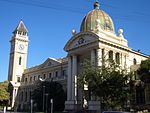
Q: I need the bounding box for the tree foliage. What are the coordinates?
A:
[78,59,133,110]
[32,80,66,112]
[138,58,150,82]
[0,81,10,106]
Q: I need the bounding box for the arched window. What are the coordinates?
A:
[49,73,52,78]
[108,50,113,61]
[25,78,27,83]
[17,77,21,82]
[55,71,58,77]
[18,31,22,35]
[34,76,36,81]
[43,74,46,79]
[23,32,26,36]
[30,77,32,82]
[19,57,22,65]
[115,53,120,64]
[38,75,41,79]
[133,58,137,65]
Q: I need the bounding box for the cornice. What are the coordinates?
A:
[10,37,29,43]
[24,62,68,74]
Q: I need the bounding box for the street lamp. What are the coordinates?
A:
[30,99,33,113]
[39,77,45,82]
[45,94,49,113]
[43,86,45,112]
[30,86,33,113]
[50,99,53,113]
[39,77,46,112]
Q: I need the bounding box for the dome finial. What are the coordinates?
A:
[94,1,99,9]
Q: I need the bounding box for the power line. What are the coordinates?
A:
[0,0,150,22]
[0,0,86,14]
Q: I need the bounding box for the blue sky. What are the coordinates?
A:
[0,0,150,82]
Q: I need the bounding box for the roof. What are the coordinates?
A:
[13,20,28,33]
[80,2,115,33]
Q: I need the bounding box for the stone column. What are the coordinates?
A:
[120,53,123,66]
[103,49,108,66]
[67,56,72,101]
[72,55,77,101]
[122,54,125,69]
[96,48,102,66]
[12,88,15,107]
[88,49,101,111]
[91,49,96,66]
[124,55,127,69]
[113,51,116,62]
[90,49,96,101]
[101,49,104,65]
[65,55,82,110]
[65,56,74,110]
[104,49,108,60]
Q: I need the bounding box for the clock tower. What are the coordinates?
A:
[8,20,29,108]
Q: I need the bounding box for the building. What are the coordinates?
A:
[8,1,149,112]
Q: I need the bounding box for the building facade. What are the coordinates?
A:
[8,2,149,111]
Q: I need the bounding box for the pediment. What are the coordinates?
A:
[40,57,61,68]
[64,31,99,52]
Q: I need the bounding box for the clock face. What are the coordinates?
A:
[18,44,24,50]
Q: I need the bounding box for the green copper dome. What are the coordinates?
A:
[80,2,115,33]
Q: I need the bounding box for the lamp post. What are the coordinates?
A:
[43,86,45,112]
[45,94,49,113]
[30,86,33,113]
[39,77,46,112]
[3,106,6,113]
[31,99,33,113]
[50,99,53,113]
